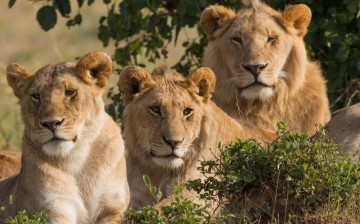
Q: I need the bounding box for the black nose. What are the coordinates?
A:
[41,119,64,131]
[163,136,184,150]
[243,63,268,78]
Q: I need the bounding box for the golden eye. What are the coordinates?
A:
[31,93,40,102]
[267,37,276,43]
[65,89,77,98]
[149,106,161,117]
[231,37,243,45]
[183,108,193,117]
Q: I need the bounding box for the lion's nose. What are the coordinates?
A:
[243,63,268,78]
[40,119,64,132]
[162,136,184,150]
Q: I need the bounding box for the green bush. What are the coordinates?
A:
[125,185,218,224]
[4,211,47,224]
[188,123,360,222]
[125,124,360,223]
[1,196,47,224]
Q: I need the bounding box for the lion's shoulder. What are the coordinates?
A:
[0,150,21,180]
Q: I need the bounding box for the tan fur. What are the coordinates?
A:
[0,52,129,223]
[0,151,21,180]
[118,65,275,209]
[201,0,330,135]
[325,103,360,161]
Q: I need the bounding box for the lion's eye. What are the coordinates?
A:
[65,89,77,98]
[267,37,276,43]
[183,108,193,117]
[31,93,40,102]
[231,37,243,45]
[149,106,161,117]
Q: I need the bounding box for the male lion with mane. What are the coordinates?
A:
[118,65,274,209]
[0,52,129,223]
[201,0,331,135]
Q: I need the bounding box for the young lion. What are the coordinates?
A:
[118,65,274,209]
[0,52,129,223]
[0,150,21,180]
[201,0,331,135]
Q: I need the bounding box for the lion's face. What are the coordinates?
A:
[119,66,215,169]
[22,65,98,157]
[220,13,293,101]
[6,52,113,157]
[126,84,203,168]
[201,2,311,101]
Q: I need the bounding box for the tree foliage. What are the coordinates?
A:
[8,0,360,110]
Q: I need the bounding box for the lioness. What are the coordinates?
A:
[0,150,21,180]
[118,65,274,209]
[0,52,129,223]
[325,103,360,161]
[201,0,331,135]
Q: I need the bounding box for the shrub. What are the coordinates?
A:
[125,184,219,224]
[188,123,360,223]
[4,211,47,224]
[1,196,47,224]
[125,124,360,223]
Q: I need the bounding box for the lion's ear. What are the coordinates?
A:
[201,5,236,40]
[188,67,216,103]
[76,51,113,89]
[118,66,155,105]
[6,63,34,99]
[283,4,311,37]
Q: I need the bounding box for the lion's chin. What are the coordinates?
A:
[42,140,76,158]
[240,85,274,101]
[152,156,184,168]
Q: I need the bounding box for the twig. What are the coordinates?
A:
[284,181,289,223]
[271,169,281,223]
[346,90,359,107]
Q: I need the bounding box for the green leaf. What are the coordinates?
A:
[289,168,301,177]
[55,0,71,17]
[74,13,82,25]
[143,175,151,187]
[8,0,16,8]
[98,25,110,47]
[77,0,84,7]
[36,6,57,31]
[66,13,82,27]
[99,16,107,24]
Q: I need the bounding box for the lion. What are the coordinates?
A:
[118,65,275,209]
[325,103,360,161]
[201,0,331,135]
[0,52,129,223]
[0,150,21,180]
